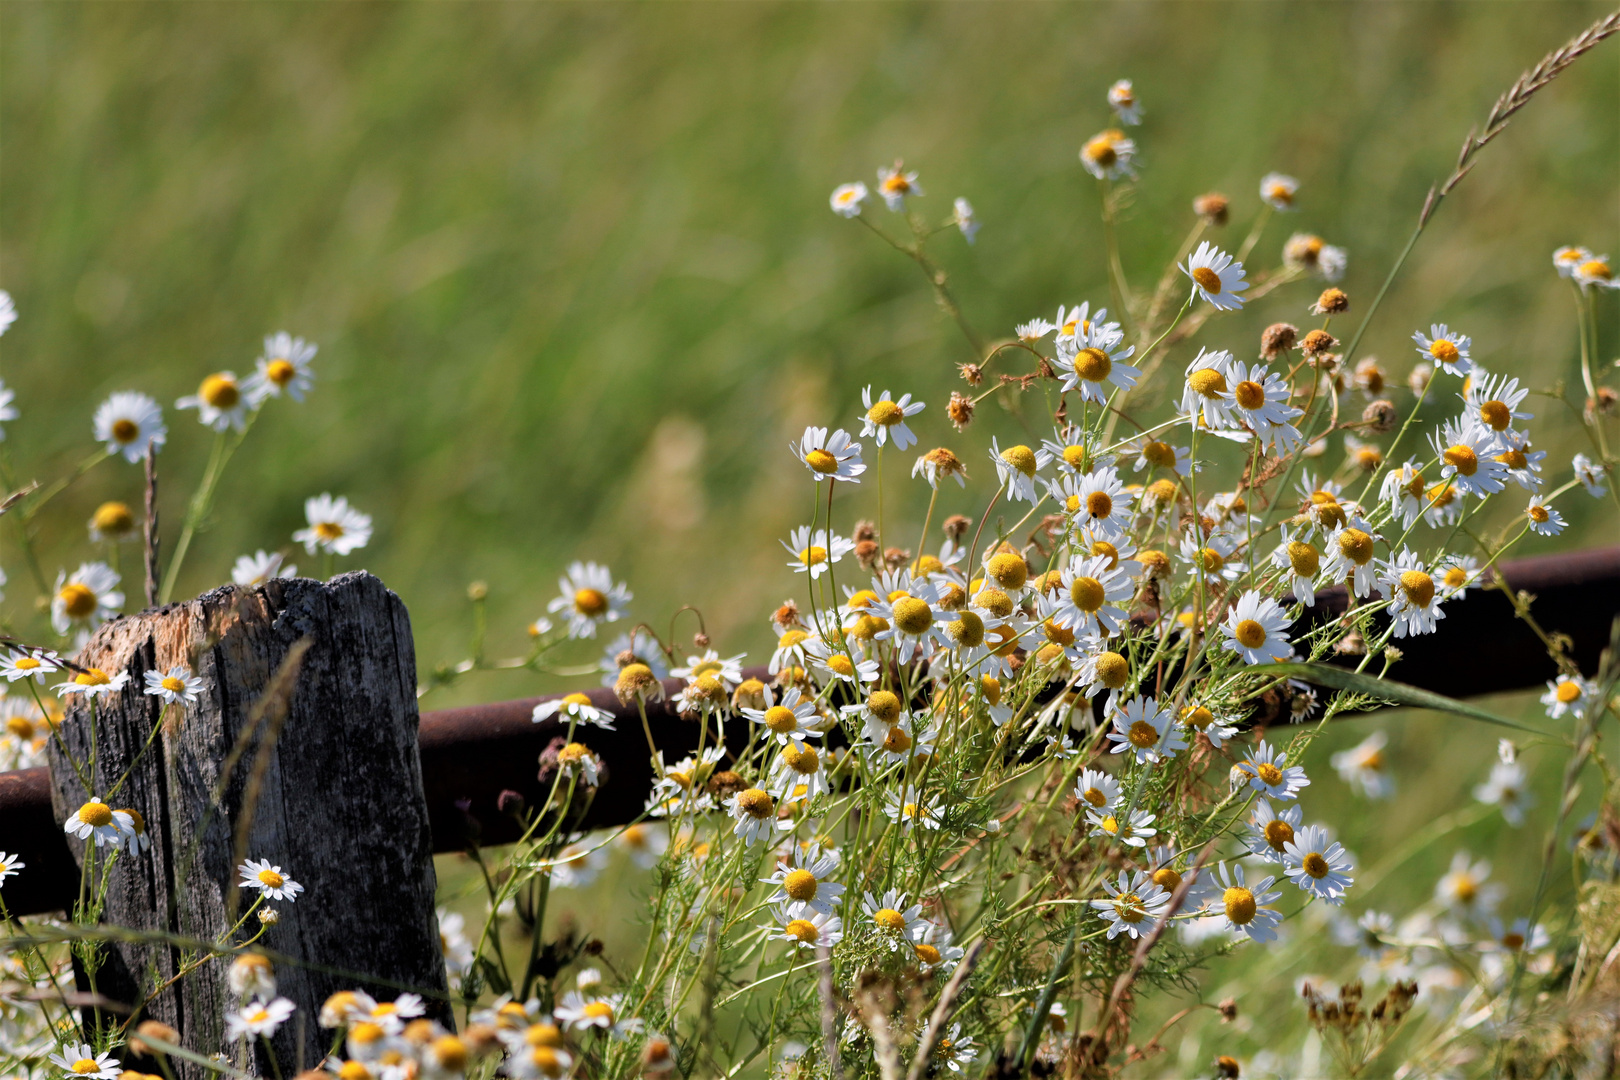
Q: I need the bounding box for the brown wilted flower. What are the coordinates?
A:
[771,599,802,631]
[1218,997,1238,1023]
[131,1021,180,1057]
[692,631,710,649]
[1193,192,1230,225]
[1354,357,1387,395]
[948,391,975,430]
[1301,328,1337,357]
[852,519,877,543]
[1587,386,1617,419]
[855,539,881,570]
[1310,287,1349,315]
[883,546,912,570]
[958,363,984,386]
[918,446,968,487]
[706,770,746,798]
[942,514,971,540]
[615,662,662,706]
[1362,399,1398,433]
[1259,323,1298,360]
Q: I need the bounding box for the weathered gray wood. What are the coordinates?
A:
[48,572,447,1076]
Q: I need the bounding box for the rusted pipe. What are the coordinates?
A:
[2,546,1615,916]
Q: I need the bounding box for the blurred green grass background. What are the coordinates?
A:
[4,4,1617,1069]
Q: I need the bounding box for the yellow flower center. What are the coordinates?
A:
[1074,347,1112,382]
[1181,705,1213,730]
[987,552,1028,589]
[1152,867,1182,893]
[1000,444,1038,477]
[868,399,904,426]
[1497,447,1528,470]
[583,1001,615,1022]
[1233,380,1266,410]
[1188,367,1227,397]
[557,742,591,767]
[1061,445,1089,470]
[1224,886,1257,925]
[1085,491,1114,519]
[1443,444,1478,476]
[867,690,902,722]
[75,668,112,686]
[782,743,821,775]
[161,675,187,693]
[1556,680,1582,704]
[826,654,855,677]
[529,1048,562,1077]
[1081,786,1107,808]
[892,597,934,635]
[59,583,99,618]
[258,868,285,888]
[1479,400,1511,430]
[1579,258,1612,281]
[79,801,113,828]
[1286,540,1320,577]
[914,554,944,576]
[804,448,839,474]
[266,358,296,385]
[1094,652,1129,689]
[1234,619,1267,649]
[1454,876,1478,902]
[1127,720,1158,748]
[6,716,34,738]
[1099,815,1119,834]
[573,587,608,616]
[1084,136,1117,167]
[782,868,818,901]
[1267,182,1293,203]
[1191,266,1223,293]
[973,586,1014,618]
[92,502,135,534]
[72,1060,101,1075]
[200,373,240,409]
[946,611,985,648]
[13,657,40,671]
[1141,441,1176,468]
[980,675,1002,706]
[1338,529,1374,566]
[1501,932,1525,950]
[1428,339,1460,365]
[1264,819,1295,851]
[1399,570,1434,608]
[1302,852,1330,879]
[882,725,913,753]
[914,942,943,965]
[1443,567,1468,588]
[1255,762,1284,786]
[763,705,801,734]
[1198,547,1225,574]
[799,546,828,566]
[1114,892,1149,923]
[874,908,906,931]
[785,918,820,943]
[314,521,345,541]
[562,691,593,708]
[111,418,141,444]
[432,1037,467,1071]
[1427,482,1456,507]
[1043,619,1075,647]
[881,173,911,195]
[1069,576,1105,612]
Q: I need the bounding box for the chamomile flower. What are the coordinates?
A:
[1243,799,1304,863]
[859,387,926,450]
[792,426,865,483]
[1436,852,1502,919]
[1052,302,1118,343]
[1573,452,1609,497]
[1015,316,1056,343]
[51,562,123,637]
[864,716,936,767]
[1213,863,1284,943]
[1107,79,1141,124]
[532,691,614,730]
[1283,825,1355,905]
[227,997,296,1040]
[1435,555,1482,599]
[245,333,317,404]
[56,667,130,699]
[781,526,853,579]
[1379,549,1445,638]
[1181,348,1238,428]
[1485,916,1549,955]
[876,162,922,211]
[232,550,297,586]
[554,990,635,1034]
[512,1045,574,1079]
[1411,325,1472,377]
[177,371,250,431]
[239,858,304,902]
[1179,702,1240,748]
[548,838,609,887]
[1464,370,1532,435]
[547,562,631,639]
[1074,768,1122,813]
[1475,760,1533,826]
[1428,418,1508,497]
[1330,732,1394,799]
[1221,362,1303,453]
[912,922,966,973]
[1332,909,1396,960]
[1086,807,1157,848]
[952,197,979,244]
[829,182,868,218]
[769,739,831,801]
[1054,467,1134,540]
[1380,460,1429,528]
[862,890,928,948]
[48,1046,120,1080]
[0,851,23,884]
[63,798,133,848]
[1574,252,1619,289]
[1524,501,1565,537]
[1106,695,1186,765]
[1079,128,1136,180]
[1236,740,1310,800]
[93,392,167,463]
[1259,172,1299,210]
[1056,324,1140,405]
[1553,245,1592,277]
[884,788,943,830]
[1091,869,1172,940]
[763,849,843,916]
[1,649,60,683]
[988,437,1051,504]
[1541,674,1593,719]
[1270,528,1321,607]
[803,636,879,686]
[912,446,969,489]
[1284,233,1347,281]
[143,665,204,705]
[726,789,784,845]
[1220,592,1292,664]
[1321,522,1380,598]
[744,687,819,744]
[1493,430,1546,491]
[293,493,373,556]
[1052,555,1133,638]
[766,905,843,949]
[872,580,950,658]
[1181,242,1248,311]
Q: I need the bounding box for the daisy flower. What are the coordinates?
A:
[744,686,820,744]
[532,691,615,730]
[1212,863,1284,943]
[52,562,123,637]
[912,446,969,490]
[791,426,865,483]
[547,561,631,639]
[1271,528,1321,607]
[1541,674,1593,720]
[232,550,297,586]
[1106,695,1186,765]
[953,197,979,244]
[1283,233,1347,281]
[93,391,167,463]
[1411,324,1472,377]
[1485,916,1549,954]
[862,890,928,947]
[769,739,831,801]
[1086,807,1157,848]
[1181,348,1238,428]
[1091,869,1172,940]
[597,632,668,688]
[1330,731,1393,799]
[876,161,922,211]
[293,493,372,556]
[1493,430,1546,492]
[1079,128,1136,180]
[1179,702,1239,748]
[1573,452,1609,498]
[1014,316,1055,343]
[1052,555,1133,638]
[727,788,786,845]
[1464,370,1532,434]
[769,628,815,675]
[1129,437,1192,475]
[555,742,601,787]
[227,997,296,1040]
[1,649,60,683]
[1574,252,1619,290]
[1526,501,1565,537]
[178,369,252,431]
[1554,245,1592,277]
[1243,799,1303,863]
[238,858,304,903]
[871,578,951,657]
[762,849,843,916]
[781,526,853,580]
[554,990,634,1034]
[89,499,136,542]
[1054,467,1134,540]
[143,665,204,705]
[1321,522,1380,598]
[1436,555,1482,599]
[512,1045,574,1079]
[1259,172,1299,211]
[1056,324,1140,405]
[1435,852,1502,919]
[613,822,668,869]
[1181,242,1248,311]
[63,798,134,848]
[934,1022,978,1072]
[766,904,843,949]
[1475,759,1533,826]
[859,386,926,450]
[829,182,868,217]
[884,788,943,830]
[862,716,936,767]
[0,851,23,884]
[1236,740,1310,800]
[1428,418,1509,497]
[1107,78,1141,124]
[1052,301,1118,343]
[1379,549,1445,638]
[1220,591,1292,665]
[988,437,1051,504]
[48,1046,120,1080]
[912,922,965,973]
[1221,362,1303,453]
[1381,460,1430,528]
[803,636,879,686]
[57,667,131,699]
[1283,825,1355,905]
[245,332,317,404]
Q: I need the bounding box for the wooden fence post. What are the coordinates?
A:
[47,571,447,1077]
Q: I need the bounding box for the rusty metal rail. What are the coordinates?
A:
[1,546,1616,916]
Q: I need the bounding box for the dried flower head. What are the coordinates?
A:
[942,514,971,540]
[948,391,975,430]
[1193,192,1230,225]
[1362,400,1398,433]
[1301,329,1338,357]
[1310,287,1349,315]
[1260,323,1298,360]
